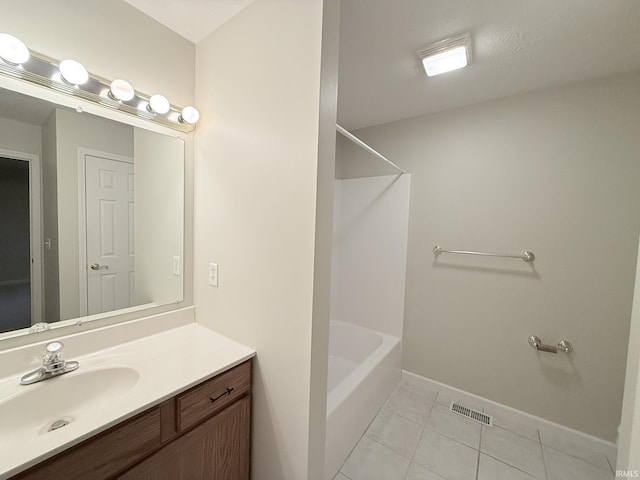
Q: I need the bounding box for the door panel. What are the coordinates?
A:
[85,155,134,315]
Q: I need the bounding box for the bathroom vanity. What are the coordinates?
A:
[12,360,251,479]
[0,317,255,480]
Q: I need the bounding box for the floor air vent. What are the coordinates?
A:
[450,402,493,427]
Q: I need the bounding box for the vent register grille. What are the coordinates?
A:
[450,402,493,427]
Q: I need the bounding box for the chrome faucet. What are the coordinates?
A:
[20,341,79,385]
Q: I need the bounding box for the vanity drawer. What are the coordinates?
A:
[177,360,251,432]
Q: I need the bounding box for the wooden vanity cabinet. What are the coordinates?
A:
[12,360,251,480]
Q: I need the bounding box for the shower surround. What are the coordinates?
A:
[325,174,411,479]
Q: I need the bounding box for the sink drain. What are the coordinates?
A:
[48,419,70,432]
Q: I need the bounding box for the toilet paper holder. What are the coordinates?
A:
[528,335,573,354]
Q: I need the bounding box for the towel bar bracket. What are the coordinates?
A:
[528,335,573,354]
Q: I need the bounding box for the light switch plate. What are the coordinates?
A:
[209,263,218,287]
[173,256,181,276]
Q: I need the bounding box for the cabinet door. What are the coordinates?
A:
[120,395,250,480]
[13,407,162,480]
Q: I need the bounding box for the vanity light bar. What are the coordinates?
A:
[0,33,199,133]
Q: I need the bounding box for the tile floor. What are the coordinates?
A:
[335,380,615,480]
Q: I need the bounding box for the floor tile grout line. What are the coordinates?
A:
[422,424,480,451]
[482,451,543,479]
[363,431,417,461]
[385,399,436,427]
[491,422,540,442]
[402,427,427,480]
[541,443,613,473]
[538,430,550,480]
[403,396,435,480]
[409,421,427,460]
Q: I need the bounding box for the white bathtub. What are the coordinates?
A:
[325,320,401,479]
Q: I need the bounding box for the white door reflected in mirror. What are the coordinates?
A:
[84,154,135,315]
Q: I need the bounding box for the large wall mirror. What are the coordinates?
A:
[0,85,184,339]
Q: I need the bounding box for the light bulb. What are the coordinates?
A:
[147,94,170,114]
[179,106,200,124]
[422,46,468,77]
[109,79,135,102]
[0,33,30,65]
[59,59,89,85]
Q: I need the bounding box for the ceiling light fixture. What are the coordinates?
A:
[417,33,471,77]
[59,59,89,85]
[0,33,30,65]
[179,106,200,124]
[109,78,135,102]
[147,94,170,114]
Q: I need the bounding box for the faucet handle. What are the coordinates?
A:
[46,341,64,354]
[43,341,65,366]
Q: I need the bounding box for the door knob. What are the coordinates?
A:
[90,263,108,270]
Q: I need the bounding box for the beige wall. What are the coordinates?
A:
[193,0,338,478]
[338,71,640,441]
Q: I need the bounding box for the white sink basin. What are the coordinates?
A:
[0,366,139,441]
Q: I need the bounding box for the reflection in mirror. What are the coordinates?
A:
[0,86,184,337]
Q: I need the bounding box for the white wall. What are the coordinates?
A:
[331,175,411,337]
[193,0,338,478]
[338,71,640,441]
[134,128,184,306]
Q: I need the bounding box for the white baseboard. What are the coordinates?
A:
[402,369,617,462]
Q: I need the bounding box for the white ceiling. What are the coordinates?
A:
[338,0,640,130]
[123,0,254,44]
[120,1,640,130]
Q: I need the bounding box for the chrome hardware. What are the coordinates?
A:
[433,245,535,262]
[556,339,573,353]
[20,341,79,385]
[48,419,70,432]
[90,263,108,271]
[528,335,573,354]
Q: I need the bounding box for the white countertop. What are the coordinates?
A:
[0,323,255,479]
